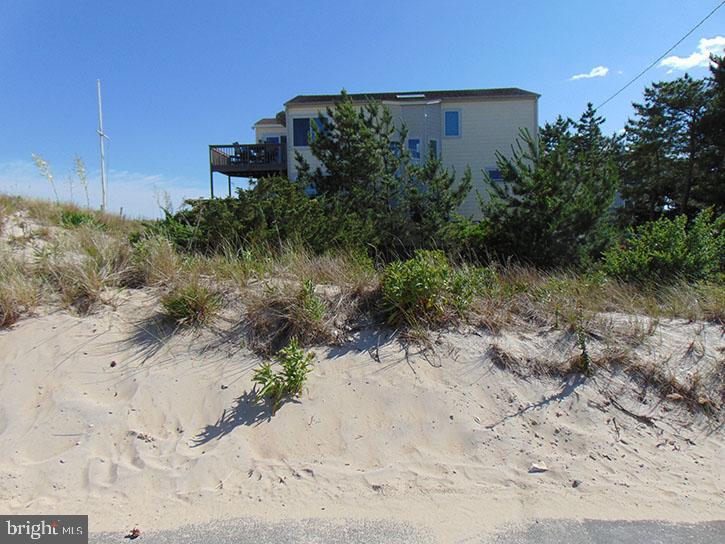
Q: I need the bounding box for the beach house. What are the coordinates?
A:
[209,87,539,218]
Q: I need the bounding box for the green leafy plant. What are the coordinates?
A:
[160,278,222,326]
[575,324,592,376]
[252,338,314,413]
[381,250,489,326]
[299,279,325,322]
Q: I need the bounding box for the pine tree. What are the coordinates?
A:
[619,74,714,224]
[697,55,725,216]
[296,90,472,254]
[478,104,619,267]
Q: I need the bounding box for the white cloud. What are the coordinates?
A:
[0,159,208,219]
[570,65,610,81]
[660,36,725,71]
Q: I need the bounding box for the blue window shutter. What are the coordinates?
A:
[408,139,420,159]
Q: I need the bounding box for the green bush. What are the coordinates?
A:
[160,278,222,326]
[381,250,490,326]
[252,338,313,413]
[603,209,724,283]
[153,177,371,254]
[60,209,97,228]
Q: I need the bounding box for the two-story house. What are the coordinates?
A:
[209,87,539,219]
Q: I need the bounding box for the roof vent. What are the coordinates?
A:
[396,93,425,99]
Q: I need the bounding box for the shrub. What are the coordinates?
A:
[155,178,370,254]
[160,277,221,326]
[381,250,490,326]
[603,209,724,283]
[252,338,314,413]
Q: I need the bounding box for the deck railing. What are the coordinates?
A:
[209,143,286,174]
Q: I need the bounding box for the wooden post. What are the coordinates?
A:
[209,146,214,198]
[228,175,231,197]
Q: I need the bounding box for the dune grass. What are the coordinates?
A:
[160,276,222,326]
[0,250,42,327]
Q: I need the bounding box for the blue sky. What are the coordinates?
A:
[0,0,722,217]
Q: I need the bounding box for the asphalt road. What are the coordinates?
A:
[91,518,724,543]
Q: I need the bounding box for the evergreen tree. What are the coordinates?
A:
[296,90,472,254]
[477,104,619,267]
[619,74,713,224]
[697,55,725,215]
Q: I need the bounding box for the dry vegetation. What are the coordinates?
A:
[1,195,723,416]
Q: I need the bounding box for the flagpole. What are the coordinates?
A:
[97,79,109,211]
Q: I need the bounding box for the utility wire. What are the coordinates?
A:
[596,0,725,110]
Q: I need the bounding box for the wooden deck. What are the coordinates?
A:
[209,143,287,178]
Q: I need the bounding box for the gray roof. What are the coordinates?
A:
[253,117,284,126]
[286,87,539,105]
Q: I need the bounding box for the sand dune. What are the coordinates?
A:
[0,288,722,542]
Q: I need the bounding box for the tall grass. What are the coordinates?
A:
[35,225,133,313]
[0,250,42,327]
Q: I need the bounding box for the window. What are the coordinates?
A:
[429,139,438,158]
[293,118,311,146]
[487,168,503,182]
[408,138,420,159]
[265,136,280,143]
[310,117,326,142]
[294,117,326,145]
[444,110,460,137]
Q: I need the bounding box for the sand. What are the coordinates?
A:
[0,286,723,542]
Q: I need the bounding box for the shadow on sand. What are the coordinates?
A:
[192,390,295,446]
[485,373,587,429]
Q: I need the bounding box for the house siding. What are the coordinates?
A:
[440,97,537,218]
[254,125,285,143]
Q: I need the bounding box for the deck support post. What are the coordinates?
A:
[209,146,214,198]
[228,176,231,197]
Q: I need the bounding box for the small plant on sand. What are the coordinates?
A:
[299,279,325,322]
[575,325,592,376]
[160,277,221,326]
[252,338,314,413]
